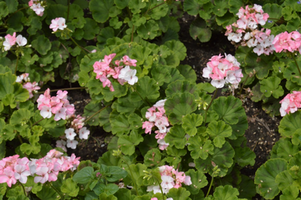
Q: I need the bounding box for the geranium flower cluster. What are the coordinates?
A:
[142,99,170,150]
[202,54,243,89]
[2,32,27,51]
[147,165,192,194]
[57,115,90,150]
[37,88,75,120]
[28,0,45,16]
[93,53,138,92]
[273,31,301,53]
[279,91,301,116]
[225,4,275,56]
[0,149,80,187]
[16,73,40,98]
[49,17,67,32]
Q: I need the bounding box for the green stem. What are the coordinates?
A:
[67,33,91,59]
[14,53,19,74]
[120,157,139,196]
[131,25,135,42]
[17,134,23,144]
[204,89,218,124]
[239,73,250,95]
[144,2,165,16]
[50,182,64,200]
[37,87,86,94]
[84,103,112,123]
[66,0,70,22]
[156,176,165,200]
[292,56,301,77]
[206,176,214,197]
[19,182,27,196]
[31,118,44,127]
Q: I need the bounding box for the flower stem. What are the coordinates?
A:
[67,33,91,59]
[206,176,214,197]
[144,2,165,16]
[84,103,112,123]
[50,182,64,200]
[239,73,250,95]
[19,182,26,196]
[14,53,19,74]
[31,118,44,127]
[292,56,301,77]
[204,89,218,124]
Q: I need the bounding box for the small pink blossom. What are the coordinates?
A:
[79,127,90,140]
[50,17,67,32]
[65,128,76,140]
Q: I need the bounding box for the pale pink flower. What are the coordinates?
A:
[65,128,76,140]
[56,140,67,152]
[78,127,90,140]
[3,32,16,51]
[66,139,78,149]
[16,35,27,47]
[118,66,138,85]
[40,106,52,118]
[50,17,67,32]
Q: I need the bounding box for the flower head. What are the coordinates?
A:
[50,17,67,32]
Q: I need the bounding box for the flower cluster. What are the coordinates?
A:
[142,99,170,150]
[273,31,301,53]
[147,165,192,194]
[202,54,243,89]
[50,17,67,32]
[0,149,80,187]
[28,0,45,16]
[16,73,40,98]
[93,53,138,92]
[225,4,275,56]
[279,91,301,116]
[2,32,27,51]
[37,88,75,120]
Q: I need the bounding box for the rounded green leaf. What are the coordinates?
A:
[167,187,190,200]
[182,113,203,136]
[255,158,287,199]
[213,185,240,200]
[164,40,187,61]
[0,2,9,19]
[117,130,143,155]
[165,92,197,125]
[188,135,214,160]
[89,0,114,23]
[164,125,187,149]
[211,96,246,125]
[279,111,301,137]
[144,148,164,168]
[110,111,130,135]
[189,18,212,42]
[207,121,232,148]
[73,167,95,184]
[184,0,200,15]
[185,169,208,195]
[60,178,79,197]
[259,76,284,98]
[213,0,228,16]
[137,20,160,40]
[177,64,197,83]
[131,76,160,102]
[165,80,197,98]
[32,35,52,55]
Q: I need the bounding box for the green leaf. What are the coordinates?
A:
[165,80,198,98]
[83,18,100,40]
[189,18,212,42]
[93,183,119,196]
[271,138,299,161]
[182,113,203,136]
[213,0,228,16]
[206,121,232,148]
[212,185,240,200]
[164,125,187,149]
[123,163,146,188]
[0,2,9,19]
[97,27,115,45]
[234,146,256,167]
[32,35,52,55]
[0,72,15,100]
[144,148,164,168]
[245,52,273,80]
[99,164,128,182]
[185,169,208,195]
[73,167,95,184]
[148,2,169,20]
[279,110,301,137]
[199,2,213,20]
[165,92,197,124]
[164,40,187,61]
[262,4,282,28]
[114,0,129,9]
[131,76,160,103]
[255,158,287,199]
[259,76,284,98]
[211,96,245,125]
[89,0,114,23]
[167,187,190,200]
[188,135,214,160]
[110,112,130,135]
[36,186,58,200]
[195,142,235,177]
[137,20,160,40]
[7,11,23,32]
[183,0,200,15]
[60,178,79,197]
[177,64,197,83]
[117,130,143,155]
[6,0,18,13]
[228,0,243,14]
[128,0,147,14]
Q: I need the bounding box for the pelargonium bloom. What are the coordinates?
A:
[273,31,301,53]
[28,0,45,16]
[50,17,67,32]
[279,91,301,116]
[203,54,243,89]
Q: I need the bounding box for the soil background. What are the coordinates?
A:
[65,14,281,200]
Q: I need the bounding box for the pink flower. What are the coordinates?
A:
[142,121,154,134]
[280,91,301,116]
[49,17,67,32]
[66,139,78,149]
[3,32,16,51]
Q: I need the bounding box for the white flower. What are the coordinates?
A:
[49,17,67,32]
[118,66,138,85]
[154,99,166,108]
[161,175,174,191]
[31,3,44,16]
[40,106,52,118]
[79,127,90,140]
[56,140,67,152]
[16,35,27,47]
[146,185,161,194]
[211,79,225,88]
[66,139,78,149]
[65,128,76,140]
